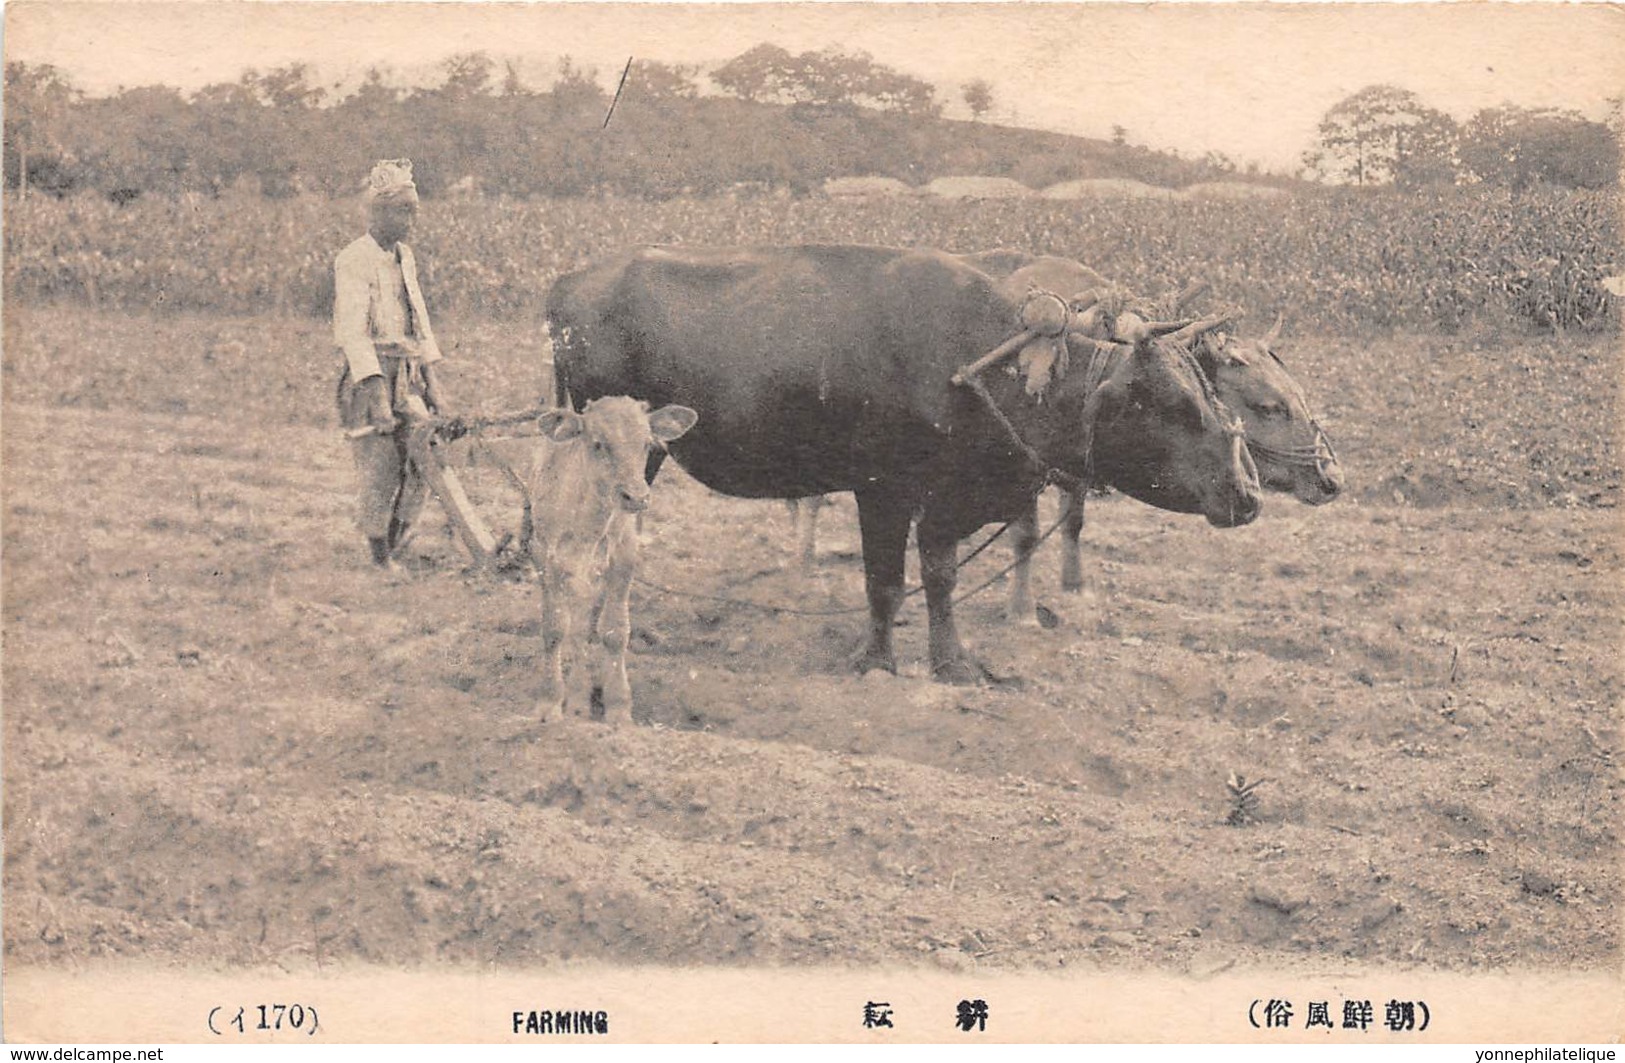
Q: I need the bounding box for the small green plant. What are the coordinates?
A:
[1225,772,1267,826]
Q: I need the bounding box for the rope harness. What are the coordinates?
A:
[1224,345,1340,479]
[950,286,1125,511]
[1245,418,1340,480]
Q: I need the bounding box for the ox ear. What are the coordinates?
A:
[1205,332,1249,367]
[1127,334,1161,362]
[538,408,585,442]
[1081,373,1127,429]
[648,404,699,444]
[1193,334,1224,380]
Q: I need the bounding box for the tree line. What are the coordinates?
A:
[5,54,1617,202]
[1304,84,1619,191]
[3,49,1264,201]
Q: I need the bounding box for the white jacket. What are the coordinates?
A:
[332,234,443,380]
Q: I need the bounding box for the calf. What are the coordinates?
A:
[526,397,697,723]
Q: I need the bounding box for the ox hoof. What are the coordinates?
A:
[600,705,633,727]
[933,655,1020,688]
[932,657,990,686]
[851,649,897,678]
[536,699,566,724]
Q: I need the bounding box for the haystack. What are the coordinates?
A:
[921,175,1033,200]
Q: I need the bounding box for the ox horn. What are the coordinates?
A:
[1162,307,1244,347]
[1263,312,1284,346]
[1144,318,1199,337]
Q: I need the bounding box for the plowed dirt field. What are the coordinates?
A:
[3,308,1619,975]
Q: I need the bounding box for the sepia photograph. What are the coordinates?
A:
[2,0,1621,1044]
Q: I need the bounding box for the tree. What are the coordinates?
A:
[1303,84,1457,187]
[189,76,265,194]
[629,59,700,101]
[1203,150,1237,177]
[713,43,937,117]
[252,63,325,109]
[353,66,402,109]
[1460,105,1618,189]
[246,64,327,195]
[552,56,606,109]
[323,67,404,194]
[1390,108,1459,188]
[712,44,794,104]
[962,78,993,121]
[500,61,531,99]
[863,62,938,118]
[4,62,79,195]
[438,52,495,101]
[533,57,607,195]
[77,85,195,194]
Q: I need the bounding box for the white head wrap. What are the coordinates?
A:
[366,159,418,205]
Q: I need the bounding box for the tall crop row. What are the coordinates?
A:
[4,186,1617,333]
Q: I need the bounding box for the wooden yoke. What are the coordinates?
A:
[951,328,1038,386]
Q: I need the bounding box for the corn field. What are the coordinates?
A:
[4,185,1618,334]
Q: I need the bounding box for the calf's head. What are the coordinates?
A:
[538,397,698,513]
[1070,331,1262,528]
[1197,319,1343,505]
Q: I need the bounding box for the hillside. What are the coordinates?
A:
[6,67,1275,200]
[590,97,1260,196]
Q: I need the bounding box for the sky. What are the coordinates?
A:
[5,1,1622,172]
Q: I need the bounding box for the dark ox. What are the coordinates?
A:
[548,245,1261,683]
[787,251,1345,587]
[965,251,1343,621]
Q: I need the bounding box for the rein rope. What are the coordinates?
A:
[952,286,1122,516]
[630,506,1074,617]
[955,370,1086,497]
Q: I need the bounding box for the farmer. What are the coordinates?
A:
[333,158,454,569]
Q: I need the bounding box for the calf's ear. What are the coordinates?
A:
[648,405,699,443]
[538,409,585,442]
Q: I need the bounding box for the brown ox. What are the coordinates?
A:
[525,397,697,723]
[788,252,1343,630]
[986,255,1343,624]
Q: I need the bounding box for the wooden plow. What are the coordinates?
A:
[346,400,547,570]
